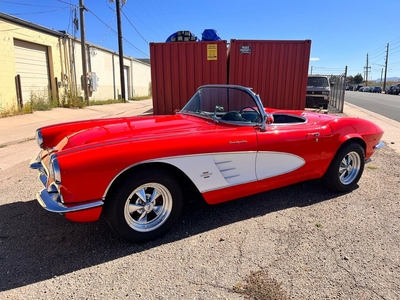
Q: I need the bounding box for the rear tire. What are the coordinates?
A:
[322,143,365,192]
[105,169,183,242]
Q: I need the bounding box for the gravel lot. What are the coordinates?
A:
[0,141,399,299]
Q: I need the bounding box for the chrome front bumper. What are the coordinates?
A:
[36,189,103,213]
[374,141,384,150]
[30,154,103,214]
[366,141,385,164]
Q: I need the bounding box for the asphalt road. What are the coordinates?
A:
[344,91,400,122]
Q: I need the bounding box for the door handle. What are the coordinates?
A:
[307,132,320,137]
[307,132,320,142]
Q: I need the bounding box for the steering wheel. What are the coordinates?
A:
[239,106,261,122]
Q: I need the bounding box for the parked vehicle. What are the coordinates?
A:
[346,85,354,91]
[372,86,382,93]
[306,75,331,109]
[355,85,364,91]
[363,86,373,92]
[386,85,395,94]
[30,85,384,242]
[393,84,400,95]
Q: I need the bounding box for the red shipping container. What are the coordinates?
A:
[228,39,311,109]
[150,41,228,115]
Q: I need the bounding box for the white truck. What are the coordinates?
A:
[306,75,331,109]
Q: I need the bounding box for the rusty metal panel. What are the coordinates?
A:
[150,41,228,115]
[228,39,311,109]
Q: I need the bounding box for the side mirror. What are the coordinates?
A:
[266,113,274,124]
[260,113,274,132]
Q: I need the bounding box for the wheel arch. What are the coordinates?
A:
[103,161,202,203]
[337,136,366,156]
[322,137,366,192]
[320,136,366,178]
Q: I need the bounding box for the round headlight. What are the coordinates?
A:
[36,129,43,148]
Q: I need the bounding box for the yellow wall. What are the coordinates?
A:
[0,17,151,111]
[0,19,65,111]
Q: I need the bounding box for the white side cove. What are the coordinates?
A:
[156,151,305,193]
[256,152,305,180]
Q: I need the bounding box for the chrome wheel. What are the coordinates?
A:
[322,143,365,192]
[338,151,361,185]
[124,183,173,233]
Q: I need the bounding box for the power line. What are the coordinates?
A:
[147,0,176,32]
[121,2,167,41]
[86,7,148,57]
[57,0,78,8]
[6,7,70,15]
[98,12,116,46]
[390,49,400,56]
[0,0,66,8]
[120,9,149,44]
[368,45,386,56]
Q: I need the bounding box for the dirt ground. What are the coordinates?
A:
[0,143,399,299]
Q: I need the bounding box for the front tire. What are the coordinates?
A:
[322,143,365,192]
[105,169,183,242]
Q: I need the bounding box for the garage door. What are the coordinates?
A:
[14,39,50,104]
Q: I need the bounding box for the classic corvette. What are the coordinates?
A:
[30,85,384,242]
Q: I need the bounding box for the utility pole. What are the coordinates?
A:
[79,0,89,104]
[115,0,126,101]
[364,53,370,86]
[383,43,389,91]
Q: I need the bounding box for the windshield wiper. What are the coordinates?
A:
[196,110,219,123]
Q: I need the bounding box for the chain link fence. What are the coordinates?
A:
[329,72,346,113]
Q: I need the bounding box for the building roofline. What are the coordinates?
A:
[68,37,150,66]
[0,12,66,37]
[0,12,150,64]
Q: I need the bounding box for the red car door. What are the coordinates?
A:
[255,123,322,180]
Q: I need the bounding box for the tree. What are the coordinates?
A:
[346,75,354,83]
[353,73,363,84]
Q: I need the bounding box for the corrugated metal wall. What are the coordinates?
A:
[228,39,311,109]
[150,41,227,115]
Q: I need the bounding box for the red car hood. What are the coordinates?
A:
[59,114,208,150]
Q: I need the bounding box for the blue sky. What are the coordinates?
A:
[2,0,400,80]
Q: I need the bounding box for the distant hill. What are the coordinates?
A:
[373,77,399,82]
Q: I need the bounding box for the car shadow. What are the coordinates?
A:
[0,179,348,291]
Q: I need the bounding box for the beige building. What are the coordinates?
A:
[0,12,151,112]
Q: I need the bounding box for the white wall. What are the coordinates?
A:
[71,39,151,100]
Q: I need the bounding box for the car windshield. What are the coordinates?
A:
[180,86,262,123]
[307,77,329,87]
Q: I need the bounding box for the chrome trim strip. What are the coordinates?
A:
[29,153,42,169]
[374,141,384,150]
[38,173,47,187]
[36,189,103,213]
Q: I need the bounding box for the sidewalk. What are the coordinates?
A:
[0,99,398,154]
[343,102,399,154]
[0,99,153,146]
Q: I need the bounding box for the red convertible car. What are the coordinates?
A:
[30,85,384,242]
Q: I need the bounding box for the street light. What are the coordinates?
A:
[373,64,385,82]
